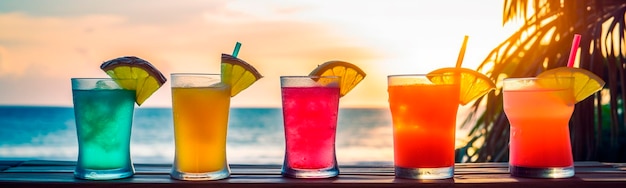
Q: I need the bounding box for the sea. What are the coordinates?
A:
[0,106,397,165]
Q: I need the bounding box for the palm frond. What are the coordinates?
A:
[461,0,626,162]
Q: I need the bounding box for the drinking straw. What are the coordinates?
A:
[232,42,242,58]
[567,34,581,68]
[456,35,469,68]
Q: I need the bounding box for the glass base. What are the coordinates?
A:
[394,166,454,179]
[170,167,230,181]
[74,166,134,180]
[281,165,339,178]
[509,165,574,178]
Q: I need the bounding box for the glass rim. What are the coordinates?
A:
[71,78,131,90]
[280,75,340,79]
[71,78,116,80]
[387,73,444,78]
[387,73,459,86]
[503,76,575,91]
[171,73,220,76]
[503,76,575,82]
[71,78,136,82]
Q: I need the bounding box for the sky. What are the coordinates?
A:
[0,0,517,107]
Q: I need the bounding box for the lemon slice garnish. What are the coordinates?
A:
[537,67,605,103]
[221,53,263,97]
[100,56,167,106]
[427,68,496,105]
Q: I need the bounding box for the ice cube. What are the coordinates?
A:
[209,82,228,88]
[325,81,340,88]
[173,76,221,88]
[95,80,115,90]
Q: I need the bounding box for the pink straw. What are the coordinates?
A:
[567,34,581,68]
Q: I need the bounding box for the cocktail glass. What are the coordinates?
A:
[170,73,231,180]
[503,77,575,178]
[72,78,135,180]
[387,74,460,179]
[280,76,341,178]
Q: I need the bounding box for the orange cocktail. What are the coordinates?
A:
[503,77,575,178]
[388,74,459,179]
[170,73,231,180]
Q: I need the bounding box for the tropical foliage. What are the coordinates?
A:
[458,0,626,162]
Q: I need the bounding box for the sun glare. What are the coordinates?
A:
[0,0,515,107]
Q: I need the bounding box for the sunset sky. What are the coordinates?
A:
[0,0,516,107]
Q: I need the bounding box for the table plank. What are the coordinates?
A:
[1,160,625,188]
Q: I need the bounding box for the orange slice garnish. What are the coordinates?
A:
[309,61,366,97]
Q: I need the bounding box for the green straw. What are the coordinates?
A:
[232,42,242,58]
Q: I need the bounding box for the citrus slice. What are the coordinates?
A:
[537,67,605,102]
[221,53,263,97]
[309,61,366,97]
[100,56,167,106]
[427,67,496,105]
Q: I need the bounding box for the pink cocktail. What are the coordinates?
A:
[280,76,340,178]
[503,77,576,178]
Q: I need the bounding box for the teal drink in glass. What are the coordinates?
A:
[72,78,136,180]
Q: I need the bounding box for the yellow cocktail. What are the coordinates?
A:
[169,52,262,181]
[170,73,231,180]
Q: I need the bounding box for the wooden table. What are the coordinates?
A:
[1,160,625,187]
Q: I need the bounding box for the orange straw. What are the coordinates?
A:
[567,34,581,68]
[456,35,469,68]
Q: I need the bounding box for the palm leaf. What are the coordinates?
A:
[460,0,626,162]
